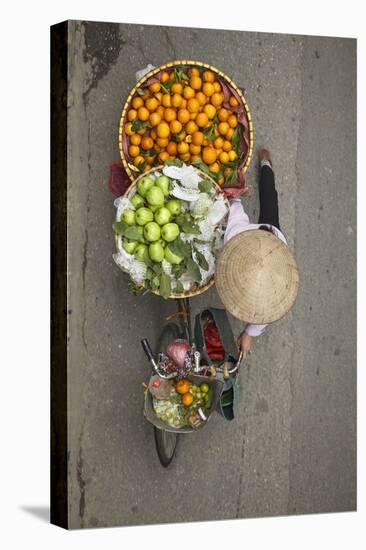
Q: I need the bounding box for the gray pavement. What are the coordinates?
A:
[66,21,356,528]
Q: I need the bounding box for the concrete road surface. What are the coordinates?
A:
[65,21,356,528]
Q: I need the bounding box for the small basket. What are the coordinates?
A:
[144,373,224,434]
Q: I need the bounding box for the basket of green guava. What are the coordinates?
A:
[112,161,229,298]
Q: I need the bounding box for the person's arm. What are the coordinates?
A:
[224,199,250,244]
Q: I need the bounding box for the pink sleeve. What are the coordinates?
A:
[224,200,250,244]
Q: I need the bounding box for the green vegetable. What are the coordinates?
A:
[186,258,202,282]
[159,273,172,299]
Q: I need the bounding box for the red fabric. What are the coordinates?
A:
[108,161,131,196]
[204,322,225,361]
[223,186,249,199]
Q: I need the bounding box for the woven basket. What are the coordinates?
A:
[114,165,228,299]
[119,60,254,184]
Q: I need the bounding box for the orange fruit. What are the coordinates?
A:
[185,134,192,143]
[130,134,142,146]
[149,112,161,127]
[176,130,186,142]
[155,92,163,102]
[171,82,183,94]
[228,114,238,128]
[143,165,150,173]
[177,108,190,124]
[218,177,225,185]
[156,105,165,118]
[203,70,215,83]
[131,96,144,109]
[228,150,237,161]
[185,120,198,135]
[170,119,182,134]
[157,122,170,139]
[183,86,195,99]
[187,98,200,113]
[190,75,202,90]
[211,92,224,107]
[141,136,154,150]
[128,145,140,157]
[161,71,170,83]
[229,96,239,107]
[214,136,224,149]
[223,140,232,152]
[202,146,217,165]
[189,67,200,77]
[124,122,134,136]
[224,167,232,177]
[226,127,234,140]
[156,137,169,148]
[180,98,187,109]
[218,108,229,122]
[190,112,198,120]
[177,141,189,155]
[145,97,159,112]
[149,81,161,93]
[203,138,209,146]
[218,121,229,135]
[176,379,191,395]
[171,93,183,108]
[137,106,150,121]
[202,82,215,97]
[127,109,137,122]
[196,112,209,128]
[189,143,201,155]
[158,151,169,162]
[191,154,200,162]
[216,148,223,156]
[219,151,229,164]
[192,131,204,146]
[209,162,220,174]
[166,141,178,156]
[164,107,177,122]
[213,81,221,92]
[203,104,216,119]
[196,91,207,106]
[145,155,156,165]
[137,127,147,135]
[162,94,172,108]
[182,392,194,407]
[180,152,191,162]
[133,155,145,167]
[150,128,157,140]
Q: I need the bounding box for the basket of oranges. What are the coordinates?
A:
[119,60,253,188]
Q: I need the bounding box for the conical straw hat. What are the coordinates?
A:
[215,229,300,324]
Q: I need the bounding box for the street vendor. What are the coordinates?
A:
[215,149,300,354]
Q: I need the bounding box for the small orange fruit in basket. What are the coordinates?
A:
[131,96,144,109]
[157,122,170,139]
[190,75,202,90]
[229,95,239,107]
[176,379,191,395]
[202,82,215,97]
[182,392,194,407]
[203,70,215,83]
[202,146,217,165]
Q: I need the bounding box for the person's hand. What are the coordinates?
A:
[237,331,253,354]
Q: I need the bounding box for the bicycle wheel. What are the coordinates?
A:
[153,322,181,467]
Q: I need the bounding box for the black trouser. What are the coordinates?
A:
[258,165,281,231]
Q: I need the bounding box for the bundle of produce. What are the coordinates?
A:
[112,162,229,298]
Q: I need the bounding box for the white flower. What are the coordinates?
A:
[163,164,202,190]
[207,195,228,225]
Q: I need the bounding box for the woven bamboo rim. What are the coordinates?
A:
[119,60,254,182]
[215,230,300,324]
[115,164,229,299]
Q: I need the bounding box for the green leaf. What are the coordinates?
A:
[123,226,146,243]
[159,273,172,299]
[140,147,156,157]
[175,281,184,293]
[152,263,162,275]
[128,281,145,295]
[232,126,242,153]
[198,180,213,193]
[146,268,154,281]
[186,258,202,282]
[135,88,145,97]
[194,249,209,271]
[131,119,148,132]
[165,157,183,167]
[172,263,186,279]
[143,248,154,267]
[113,221,128,235]
[169,237,191,259]
[192,158,211,176]
[182,221,201,235]
[203,126,216,143]
[212,114,219,127]
[160,80,173,94]
[151,276,160,290]
[225,170,238,186]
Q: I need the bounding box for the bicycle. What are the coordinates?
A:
[141,298,244,467]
